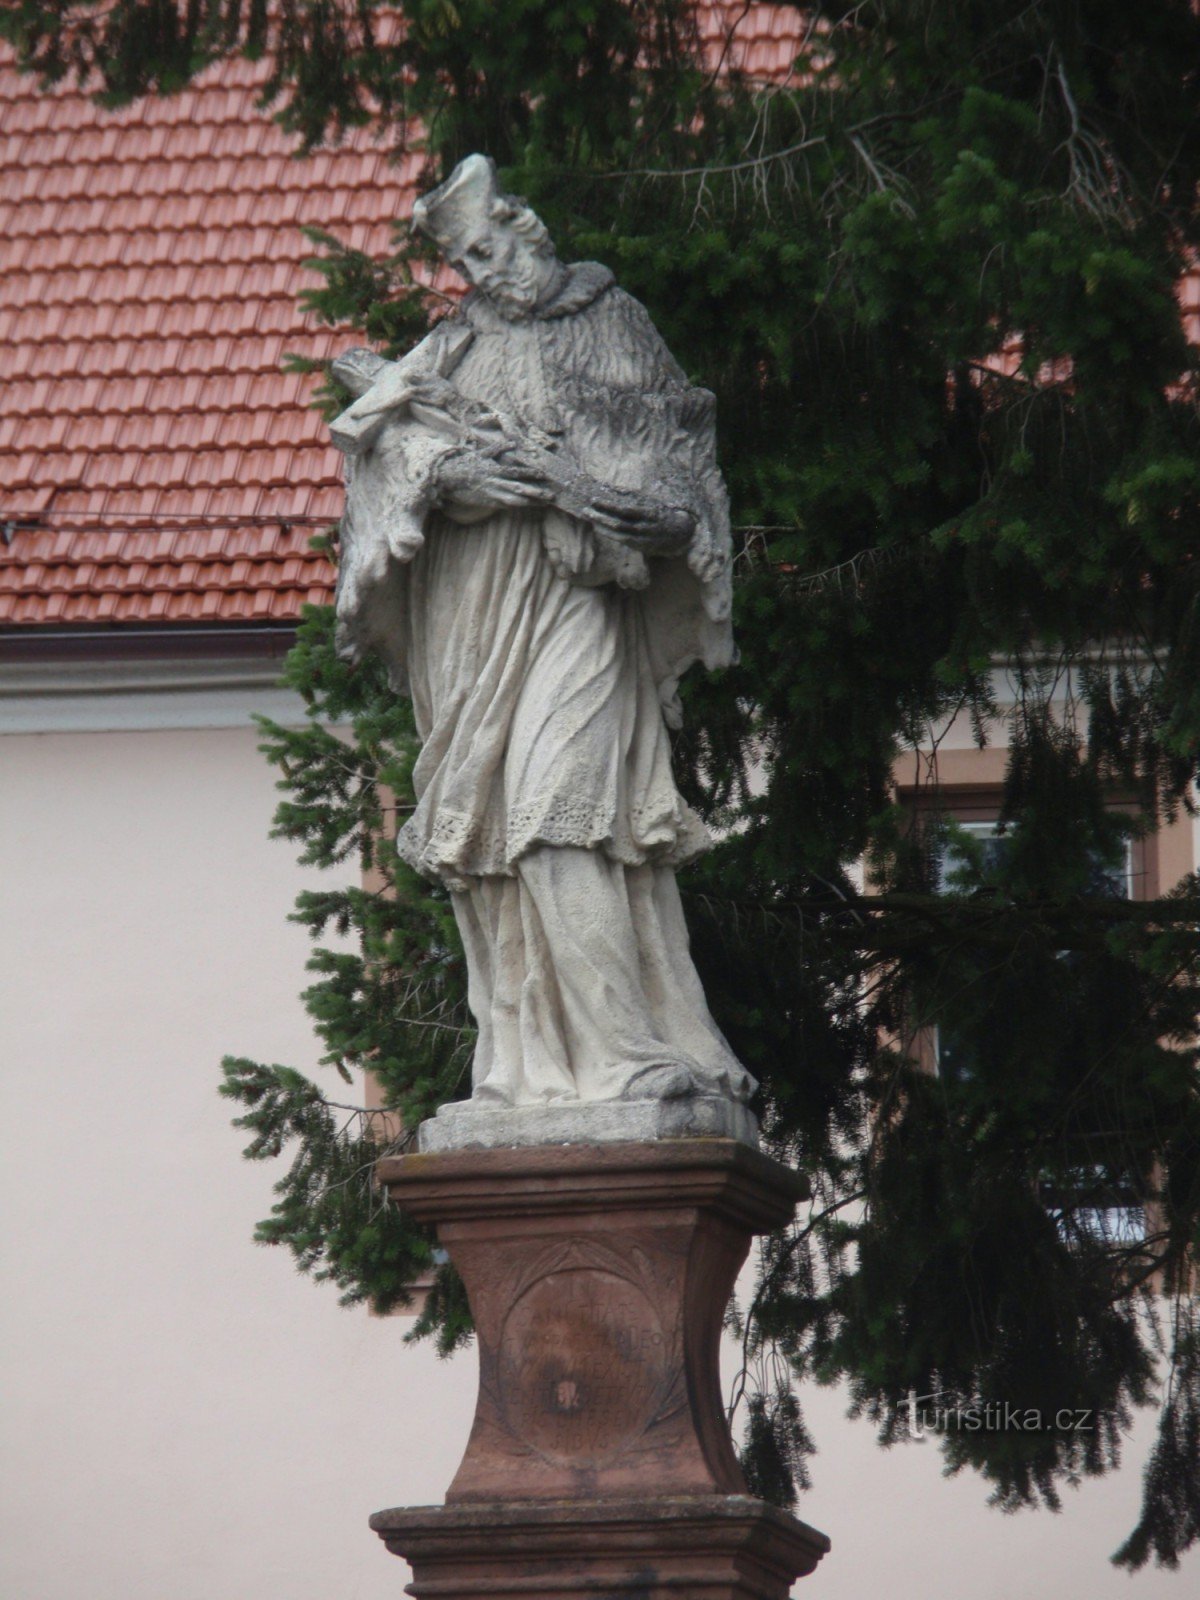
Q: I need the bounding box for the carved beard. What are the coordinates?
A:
[483,249,561,320]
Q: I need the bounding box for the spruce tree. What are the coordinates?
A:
[7,0,1198,1567]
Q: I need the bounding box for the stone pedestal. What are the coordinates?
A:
[371,1138,829,1599]
[371,1498,827,1600]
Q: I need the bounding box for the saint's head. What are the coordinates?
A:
[412,154,565,316]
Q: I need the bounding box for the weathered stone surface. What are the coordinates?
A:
[370,1496,831,1600]
[375,1140,807,1503]
[418,1094,760,1152]
[332,151,754,1116]
[373,1139,827,1597]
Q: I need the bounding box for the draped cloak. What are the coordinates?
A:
[335,263,753,1105]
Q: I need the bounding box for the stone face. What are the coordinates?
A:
[418,1095,760,1152]
[331,152,754,1116]
[372,1140,828,1597]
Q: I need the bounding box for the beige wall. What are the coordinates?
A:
[1,716,1193,1597]
[0,723,473,1600]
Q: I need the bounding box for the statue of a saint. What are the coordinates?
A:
[331,155,754,1116]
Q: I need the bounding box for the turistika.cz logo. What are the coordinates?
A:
[902,1391,1096,1439]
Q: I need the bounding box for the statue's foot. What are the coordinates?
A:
[620,1063,698,1101]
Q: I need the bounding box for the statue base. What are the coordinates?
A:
[372,1139,829,1597]
[370,1495,828,1600]
[418,1094,759,1151]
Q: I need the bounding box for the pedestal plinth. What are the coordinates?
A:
[371,1138,830,1599]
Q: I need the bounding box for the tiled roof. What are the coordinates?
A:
[0,3,808,634]
[30,6,1188,642]
[697,1,815,80]
[0,523,330,625]
[0,45,424,629]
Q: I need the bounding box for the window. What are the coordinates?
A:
[936,817,1133,900]
[932,818,1010,1084]
[934,821,1134,1081]
[1040,1167,1147,1249]
[933,816,1145,1248]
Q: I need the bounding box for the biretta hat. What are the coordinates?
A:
[411,154,501,252]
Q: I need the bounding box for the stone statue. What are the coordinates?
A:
[330,154,755,1136]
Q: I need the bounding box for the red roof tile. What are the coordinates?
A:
[697,2,815,81]
[0,40,428,628]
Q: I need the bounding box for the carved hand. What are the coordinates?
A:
[567,485,695,555]
[435,448,556,514]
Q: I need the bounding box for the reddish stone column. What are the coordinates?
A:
[370,1138,829,1599]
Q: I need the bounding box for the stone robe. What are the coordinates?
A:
[337,263,753,1107]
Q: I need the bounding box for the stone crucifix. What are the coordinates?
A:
[330,154,755,1140]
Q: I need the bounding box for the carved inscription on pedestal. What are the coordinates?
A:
[497,1267,673,1467]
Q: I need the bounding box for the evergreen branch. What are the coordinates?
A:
[727,1188,868,1428]
[595,134,828,182]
